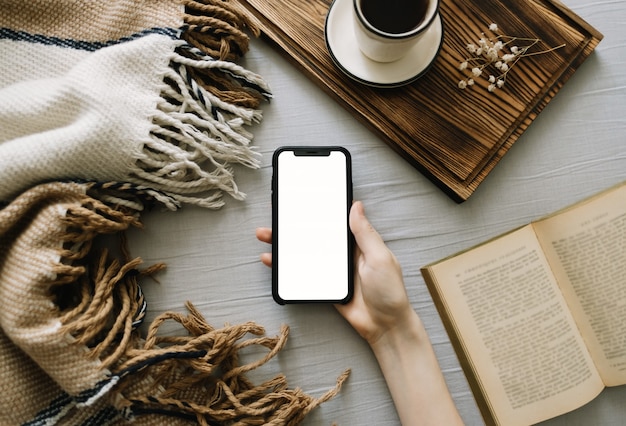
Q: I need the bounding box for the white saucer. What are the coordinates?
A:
[325,0,444,88]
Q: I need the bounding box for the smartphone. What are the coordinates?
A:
[271,146,353,304]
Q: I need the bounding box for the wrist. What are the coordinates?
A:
[369,309,427,357]
[368,309,464,426]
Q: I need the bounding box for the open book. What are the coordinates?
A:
[421,182,626,426]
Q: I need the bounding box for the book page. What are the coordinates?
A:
[533,183,626,386]
[425,225,603,426]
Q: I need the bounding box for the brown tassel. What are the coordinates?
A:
[180,0,267,109]
[112,302,351,424]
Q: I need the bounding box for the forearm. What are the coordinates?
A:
[370,311,464,426]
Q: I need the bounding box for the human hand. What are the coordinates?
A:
[255,201,414,346]
[334,201,414,345]
[257,203,463,425]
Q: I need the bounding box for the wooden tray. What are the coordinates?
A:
[237,0,603,202]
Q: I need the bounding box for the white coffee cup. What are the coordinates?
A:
[353,0,440,63]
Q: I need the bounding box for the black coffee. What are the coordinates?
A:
[360,0,428,34]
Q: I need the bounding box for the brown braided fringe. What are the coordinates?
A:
[181,0,265,109]
[114,305,351,425]
[0,182,348,425]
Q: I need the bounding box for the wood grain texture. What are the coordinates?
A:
[236,0,603,202]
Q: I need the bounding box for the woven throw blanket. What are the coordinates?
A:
[0,182,349,425]
[0,1,349,424]
[0,0,272,209]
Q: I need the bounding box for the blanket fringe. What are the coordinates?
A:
[182,0,261,62]
[87,181,182,211]
[55,186,156,371]
[111,302,351,425]
[43,183,349,423]
[133,41,271,209]
[128,0,272,209]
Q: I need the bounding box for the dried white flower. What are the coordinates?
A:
[456,22,565,94]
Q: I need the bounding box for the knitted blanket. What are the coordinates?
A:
[0,1,348,424]
[0,0,271,209]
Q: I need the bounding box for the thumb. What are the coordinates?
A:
[350,201,385,256]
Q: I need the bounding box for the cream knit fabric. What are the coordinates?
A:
[0,0,271,208]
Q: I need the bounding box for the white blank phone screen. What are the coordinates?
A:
[277,150,349,301]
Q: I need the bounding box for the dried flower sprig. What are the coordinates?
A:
[458,23,565,93]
